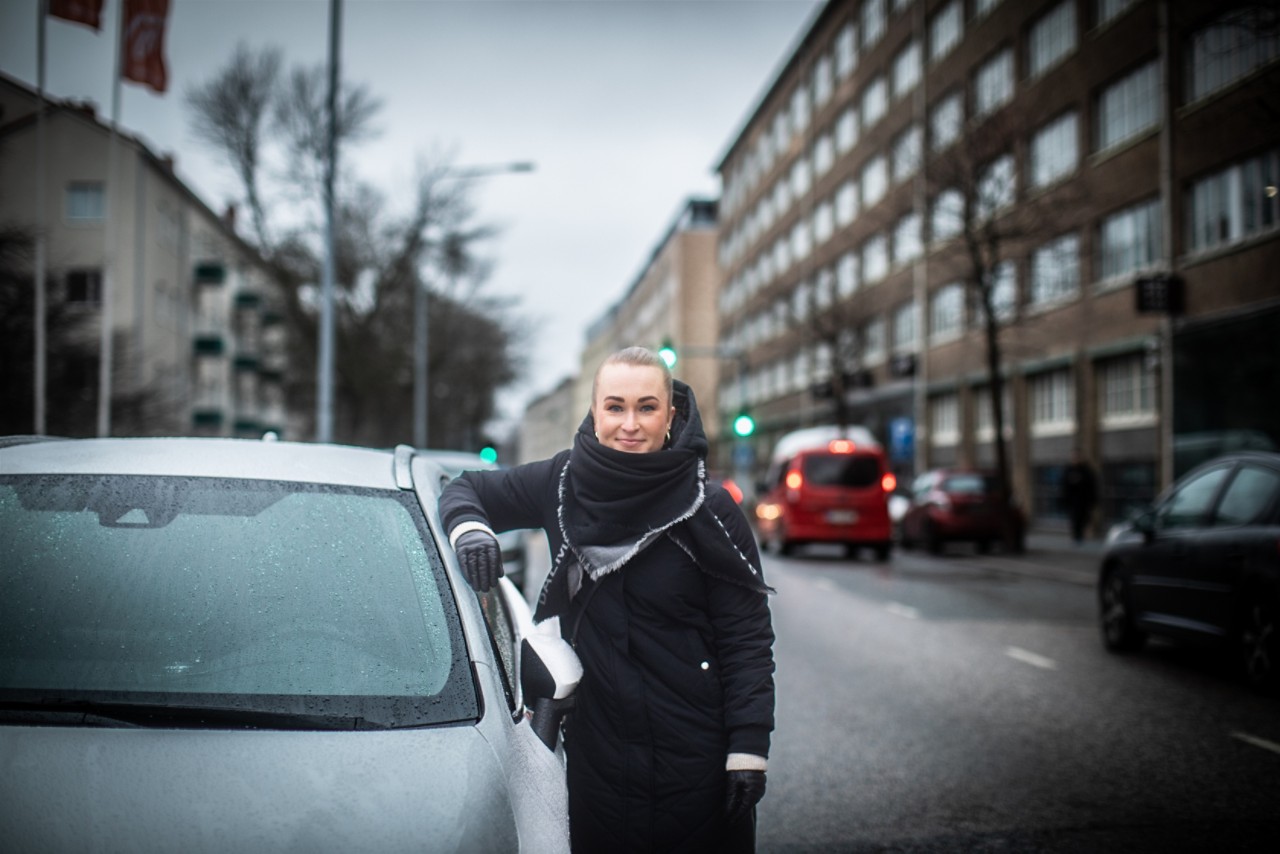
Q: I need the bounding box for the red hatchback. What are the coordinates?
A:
[755,429,896,560]
[899,468,1025,554]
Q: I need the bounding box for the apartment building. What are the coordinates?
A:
[576,198,725,452]
[713,0,1280,530]
[0,72,292,439]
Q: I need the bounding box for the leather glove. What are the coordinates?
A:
[724,769,766,825]
[455,529,504,592]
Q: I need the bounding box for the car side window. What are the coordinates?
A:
[1156,465,1231,530]
[1214,465,1280,527]
[477,589,519,715]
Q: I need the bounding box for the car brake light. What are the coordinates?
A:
[785,471,803,490]
[722,478,744,504]
[882,472,897,492]
[828,439,855,454]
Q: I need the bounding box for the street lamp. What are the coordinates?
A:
[413,161,535,449]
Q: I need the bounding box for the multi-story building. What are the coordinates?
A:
[713,0,1280,531]
[519,375,577,463]
[0,71,292,439]
[576,198,726,453]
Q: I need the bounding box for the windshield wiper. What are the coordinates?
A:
[0,698,385,731]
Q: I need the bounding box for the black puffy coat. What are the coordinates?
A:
[439,443,775,853]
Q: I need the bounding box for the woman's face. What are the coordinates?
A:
[592,363,675,454]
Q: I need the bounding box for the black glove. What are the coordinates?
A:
[455,529,503,592]
[724,769,766,825]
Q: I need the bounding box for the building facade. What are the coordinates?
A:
[714,0,1280,530]
[0,72,293,439]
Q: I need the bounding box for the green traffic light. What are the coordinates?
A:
[657,339,677,369]
[479,446,498,464]
[732,413,755,437]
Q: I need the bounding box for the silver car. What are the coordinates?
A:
[0,437,580,853]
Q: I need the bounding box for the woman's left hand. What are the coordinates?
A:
[725,769,766,824]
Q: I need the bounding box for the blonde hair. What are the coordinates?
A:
[592,346,674,405]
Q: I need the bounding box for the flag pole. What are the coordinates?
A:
[98,0,124,437]
[34,1,49,434]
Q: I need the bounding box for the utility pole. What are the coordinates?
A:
[316,0,341,443]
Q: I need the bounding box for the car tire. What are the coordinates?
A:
[873,542,891,562]
[1099,569,1147,653]
[1241,598,1278,697]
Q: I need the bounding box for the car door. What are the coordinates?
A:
[1132,463,1233,634]
[1177,462,1280,636]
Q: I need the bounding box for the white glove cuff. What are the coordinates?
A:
[726,753,768,772]
[448,521,498,550]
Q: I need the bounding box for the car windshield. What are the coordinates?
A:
[0,474,477,729]
[941,474,996,495]
[802,454,881,488]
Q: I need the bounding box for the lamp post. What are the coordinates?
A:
[413,161,535,449]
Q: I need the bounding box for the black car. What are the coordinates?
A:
[1098,450,1280,695]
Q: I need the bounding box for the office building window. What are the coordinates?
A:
[977,154,1016,219]
[836,106,859,153]
[1098,198,1162,283]
[791,219,812,262]
[1186,9,1280,103]
[863,233,889,283]
[66,181,105,221]
[814,200,835,245]
[1029,1,1077,78]
[836,22,859,80]
[812,53,834,108]
[792,87,811,137]
[1030,369,1075,435]
[930,90,964,151]
[893,40,923,100]
[1096,61,1160,152]
[1186,148,1279,252]
[930,0,963,63]
[813,133,835,177]
[772,111,790,156]
[1030,233,1081,307]
[975,385,1013,440]
[862,0,886,50]
[791,155,812,199]
[989,260,1018,322]
[864,317,887,366]
[931,188,964,242]
[1030,111,1079,188]
[930,393,960,446]
[975,48,1014,117]
[929,283,964,343]
[836,179,860,226]
[893,212,923,265]
[1099,354,1156,428]
[773,179,792,220]
[862,155,889,208]
[893,301,919,352]
[1097,0,1137,27]
[65,268,103,304]
[862,75,888,130]
[892,123,923,184]
[837,251,860,297]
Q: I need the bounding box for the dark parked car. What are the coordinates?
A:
[898,468,1025,554]
[1098,450,1280,695]
[0,436,581,852]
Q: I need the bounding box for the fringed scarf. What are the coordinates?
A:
[533,380,772,623]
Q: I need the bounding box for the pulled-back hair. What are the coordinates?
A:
[592,346,673,405]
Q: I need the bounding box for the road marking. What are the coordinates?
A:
[886,602,919,619]
[1232,731,1280,756]
[1005,646,1057,670]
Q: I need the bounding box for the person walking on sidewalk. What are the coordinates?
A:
[439,346,776,853]
[1062,449,1098,543]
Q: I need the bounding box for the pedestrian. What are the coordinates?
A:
[1062,448,1098,543]
[439,346,776,853]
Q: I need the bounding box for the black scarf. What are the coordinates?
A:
[533,380,772,622]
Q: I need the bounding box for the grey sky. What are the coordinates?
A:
[1,0,822,429]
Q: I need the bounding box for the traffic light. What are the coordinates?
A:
[657,338,678,369]
[479,446,498,464]
[732,411,755,438]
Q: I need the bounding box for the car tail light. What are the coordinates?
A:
[722,478,744,504]
[785,470,803,490]
[881,472,897,492]
[828,439,855,454]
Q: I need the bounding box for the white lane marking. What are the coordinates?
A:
[1005,646,1058,670]
[886,602,920,619]
[1232,731,1280,756]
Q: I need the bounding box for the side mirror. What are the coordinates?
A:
[520,624,582,751]
[1132,511,1157,542]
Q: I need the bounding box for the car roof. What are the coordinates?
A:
[770,425,881,463]
[0,437,404,490]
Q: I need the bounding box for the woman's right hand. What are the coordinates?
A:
[455,530,504,591]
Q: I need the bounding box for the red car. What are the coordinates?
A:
[899,468,1025,554]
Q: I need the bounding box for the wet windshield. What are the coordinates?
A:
[802,454,882,488]
[0,475,476,728]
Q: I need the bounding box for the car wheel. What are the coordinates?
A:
[1241,599,1278,696]
[1099,569,1147,653]
[873,542,891,562]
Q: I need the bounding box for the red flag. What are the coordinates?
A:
[121,0,171,94]
[48,0,105,31]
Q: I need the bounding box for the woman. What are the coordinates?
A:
[439,346,775,853]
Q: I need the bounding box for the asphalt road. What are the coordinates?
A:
[756,544,1280,853]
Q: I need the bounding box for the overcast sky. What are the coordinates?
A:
[1,0,822,431]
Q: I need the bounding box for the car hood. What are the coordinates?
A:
[0,724,520,853]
